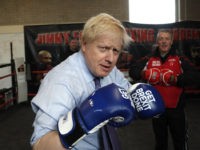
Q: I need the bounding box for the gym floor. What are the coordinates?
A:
[0,95,199,150]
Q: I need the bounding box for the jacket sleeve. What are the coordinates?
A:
[177,56,200,88]
[129,57,148,82]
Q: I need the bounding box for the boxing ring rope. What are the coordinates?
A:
[0,42,18,109]
[0,64,17,109]
[120,68,200,95]
[27,68,200,99]
[31,70,49,74]
[27,69,49,97]
[0,72,15,80]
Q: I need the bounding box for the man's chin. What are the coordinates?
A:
[98,71,110,77]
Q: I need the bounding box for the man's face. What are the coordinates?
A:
[39,52,52,64]
[69,39,79,51]
[82,31,122,77]
[157,32,173,55]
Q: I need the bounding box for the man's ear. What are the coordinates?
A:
[81,41,87,52]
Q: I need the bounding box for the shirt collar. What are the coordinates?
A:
[77,50,95,84]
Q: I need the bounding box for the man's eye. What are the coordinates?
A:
[113,48,120,54]
[97,45,120,54]
[97,46,106,51]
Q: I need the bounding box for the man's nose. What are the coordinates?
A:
[106,50,114,62]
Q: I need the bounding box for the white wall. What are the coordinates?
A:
[0,25,27,102]
[0,33,25,63]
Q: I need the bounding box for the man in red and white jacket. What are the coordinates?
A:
[129,29,200,150]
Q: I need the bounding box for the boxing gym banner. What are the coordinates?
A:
[127,21,200,63]
[24,21,200,98]
[24,23,83,100]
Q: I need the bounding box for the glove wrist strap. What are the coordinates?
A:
[58,109,85,149]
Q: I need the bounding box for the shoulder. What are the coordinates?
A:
[176,54,193,65]
[134,56,150,64]
[178,55,190,62]
[107,67,130,89]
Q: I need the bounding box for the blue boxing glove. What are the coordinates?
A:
[58,83,136,149]
[127,83,165,119]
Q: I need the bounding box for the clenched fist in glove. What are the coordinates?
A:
[143,68,161,85]
[160,69,177,86]
[58,83,136,149]
[128,83,165,119]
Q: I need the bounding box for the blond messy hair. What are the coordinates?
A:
[81,13,132,50]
